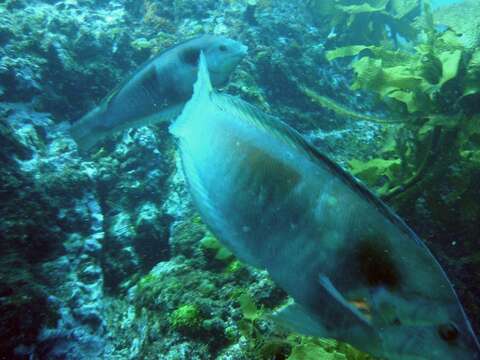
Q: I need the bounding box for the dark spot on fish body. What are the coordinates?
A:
[123,66,176,121]
[226,135,307,242]
[101,66,161,126]
[244,145,301,206]
[138,67,162,103]
[180,47,200,66]
[356,235,400,289]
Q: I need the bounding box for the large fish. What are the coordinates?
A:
[70,35,247,151]
[170,54,480,359]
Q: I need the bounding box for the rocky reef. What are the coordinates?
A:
[0,0,479,359]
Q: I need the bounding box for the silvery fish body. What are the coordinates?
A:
[70,35,247,151]
[170,54,480,359]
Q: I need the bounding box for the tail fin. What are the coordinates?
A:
[169,51,213,137]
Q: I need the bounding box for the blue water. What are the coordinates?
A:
[431,0,464,9]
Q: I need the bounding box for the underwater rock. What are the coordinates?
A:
[0,0,139,119]
[33,326,107,360]
[134,202,173,269]
[0,103,112,358]
[0,104,68,357]
[98,126,176,288]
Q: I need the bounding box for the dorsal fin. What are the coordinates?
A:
[170,51,212,137]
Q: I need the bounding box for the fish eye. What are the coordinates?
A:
[438,323,459,342]
[219,44,228,52]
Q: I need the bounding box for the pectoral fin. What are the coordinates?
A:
[270,276,373,339]
[314,275,384,353]
[318,274,371,326]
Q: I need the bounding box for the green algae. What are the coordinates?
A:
[321,2,480,208]
[232,292,374,359]
[287,336,374,360]
[307,0,420,45]
[298,84,401,124]
[200,234,234,262]
[324,2,478,116]
[169,304,203,330]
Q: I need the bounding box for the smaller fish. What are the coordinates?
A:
[70,35,247,151]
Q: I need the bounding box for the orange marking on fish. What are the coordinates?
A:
[349,299,372,320]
